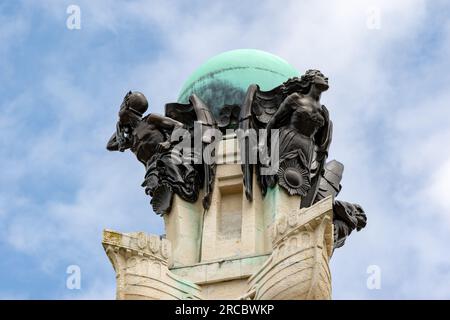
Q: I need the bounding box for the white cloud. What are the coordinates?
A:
[0,8,29,79]
[427,159,450,214]
[1,0,450,299]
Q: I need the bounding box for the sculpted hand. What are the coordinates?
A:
[156,141,171,153]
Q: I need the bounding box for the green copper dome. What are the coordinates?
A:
[177,49,300,117]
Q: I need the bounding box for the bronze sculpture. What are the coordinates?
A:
[314,160,367,249]
[106,70,366,249]
[239,70,332,207]
[107,91,217,215]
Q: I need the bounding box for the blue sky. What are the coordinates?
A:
[1,0,450,299]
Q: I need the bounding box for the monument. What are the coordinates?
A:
[102,49,367,300]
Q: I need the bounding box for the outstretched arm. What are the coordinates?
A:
[106,132,119,151]
[106,122,133,152]
[146,114,184,130]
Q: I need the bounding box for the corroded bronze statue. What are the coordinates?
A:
[240,70,332,207]
[106,70,366,249]
[165,94,218,209]
[104,50,369,300]
[107,91,213,215]
[239,69,365,248]
[315,160,367,249]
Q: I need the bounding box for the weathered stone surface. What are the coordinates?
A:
[102,230,202,300]
[246,196,334,300]
[104,56,366,299]
[103,134,334,300]
[163,194,203,267]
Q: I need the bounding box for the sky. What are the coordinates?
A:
[0,0,449,299]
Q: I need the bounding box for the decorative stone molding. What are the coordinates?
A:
[102,230,202,300]
[103,54,367,299]
[245,196,334,300]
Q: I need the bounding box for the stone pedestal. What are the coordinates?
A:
[163,194,204,267]
[103,134,334,299]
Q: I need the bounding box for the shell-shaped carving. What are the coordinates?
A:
[288,210,298,227]
[277,159,311,196]
[126,257,138,274]
[149,235,160,254]
[288,236,297,251]
[137,232,148,250]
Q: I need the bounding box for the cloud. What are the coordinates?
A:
[0,6,29,80]
[1,0,449,299]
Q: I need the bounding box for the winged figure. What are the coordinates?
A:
[239,70,367,249]
[165,94,218,209]
[239,70,332,207]
[107,91,216,215]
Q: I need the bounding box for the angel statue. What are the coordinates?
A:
[239,70,366,249]
[106,91,216,215]
[239,69,332,207]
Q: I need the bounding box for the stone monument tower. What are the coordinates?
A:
[102,49,367,300]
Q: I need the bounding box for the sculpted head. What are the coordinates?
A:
[118,91,149,124]
[300,69,329,92]
[281,70,329,96]
[106,91,149,152]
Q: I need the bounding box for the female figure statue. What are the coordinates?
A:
[242,70,332,205]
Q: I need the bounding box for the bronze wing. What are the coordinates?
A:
[239,82,291,200]
[165,94,217,209]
